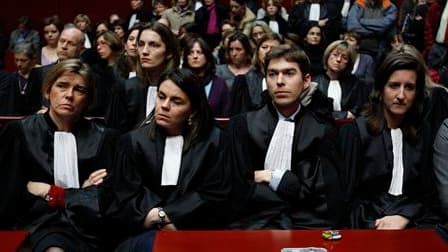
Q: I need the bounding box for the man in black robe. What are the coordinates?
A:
[228,45,345,229]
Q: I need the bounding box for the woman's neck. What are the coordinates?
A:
[326,69,340,80]
[49,110,77,132]
[384,109,403,129]
[229,63,250,75]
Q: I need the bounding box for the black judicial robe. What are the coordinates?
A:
[228,102,345,229]
[105,124,231,234]
[105,76,147,132]
[313,73,365,119]
[338,117,440,228]
[0,113,116,249]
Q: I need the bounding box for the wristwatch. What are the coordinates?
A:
[158,207,166,224]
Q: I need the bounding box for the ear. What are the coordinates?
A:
[302,73,311,90]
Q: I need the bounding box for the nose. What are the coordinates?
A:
[397,86,405,99]
[276,73,285,86]
[141,44,150,55]
[161,99,170,110]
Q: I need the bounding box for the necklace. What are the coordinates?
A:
[18,75,29,95]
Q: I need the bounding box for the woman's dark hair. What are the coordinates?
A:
[149,68,213,150]
[182,37,216,76]
[136,22,180,86]
[115,23,144,79]
[226,32,253,66]
[364,46,427,141]
[302,22,326,46]
[43,15,64,34]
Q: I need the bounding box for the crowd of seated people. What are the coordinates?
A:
[2,0,448,251]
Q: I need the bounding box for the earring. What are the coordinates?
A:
[188,115,193,126]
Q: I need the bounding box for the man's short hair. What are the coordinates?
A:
[264,44,311,77]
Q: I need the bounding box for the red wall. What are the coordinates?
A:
[1,0,131,34]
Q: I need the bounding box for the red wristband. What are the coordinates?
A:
[45,185,65,208]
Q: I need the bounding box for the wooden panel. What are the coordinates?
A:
[153,229,448,252]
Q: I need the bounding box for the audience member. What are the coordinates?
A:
[182,37,231,117]
[41,15,63,66]
[8,16,40,52]
[230,0,256,36]
[313,40,364,120]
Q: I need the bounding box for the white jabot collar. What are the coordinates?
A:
[161,135,184,185]
[54,132,80,188]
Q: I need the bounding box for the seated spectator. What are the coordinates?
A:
[249,21,272,47]
[313,40,364,120]
[74,14,94,49]
[343,31,375,84]
[216,32,253,91]
[162,0,195,36]
[0,59,117,251]
[10,43,41,115]
[8,16,40,52]
[300,23,326,76]
[259,0,289,37]
[41,15,63,66]
[339,47,441,229]
[104,68,231,250]
[182,37,231,117]
[229,45,344,229]
[194,0,229,50]
[230,0,256,36]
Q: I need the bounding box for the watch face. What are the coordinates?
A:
[159,210,166,218]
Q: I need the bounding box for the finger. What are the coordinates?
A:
[90,169,107,177]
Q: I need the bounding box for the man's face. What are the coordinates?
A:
[14,53,35,76]
[57,29,83,60]
[266,58,310,114]
[230,0,245,19]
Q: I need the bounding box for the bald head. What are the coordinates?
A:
[57,26,85,61]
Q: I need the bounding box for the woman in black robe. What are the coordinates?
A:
[105,22,180,132]
[313,40,365,120]
[105,68,231,251]
[338,47,441,229]
[0,59,117,251]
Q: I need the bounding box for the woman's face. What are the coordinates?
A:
[327,47,349,74]
[96,24,109,37]
[114,26,125,39]
[76,20,88,32]
[266,0,279,17]
[46,72,89,122]
[43,24,60,46]
[383,69,417,122]
[96,35,112,60]
[187,42,207,69]
[155,79,192,136]
[125,29,139,57]
[251,26,266,45]
[229,40,247,66]
[138,29,167,70]
[305,26,322,45]
[258,39,280,65]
